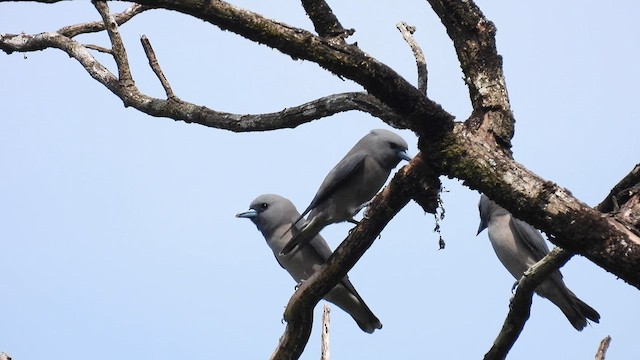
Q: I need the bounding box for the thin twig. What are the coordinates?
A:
[320,304,330,360]
[396,22,427,95]
[58,4,150,38]
[484,247,573,360]
[83,43,113,54]
[594,336,612,360]
[140,35,175,99]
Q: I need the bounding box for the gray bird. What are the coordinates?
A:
[280,129,411,256]
[477,194,600,330]
[236,194,383,333]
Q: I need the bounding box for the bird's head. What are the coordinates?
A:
[366,129,411,168]
[236,194,299,238]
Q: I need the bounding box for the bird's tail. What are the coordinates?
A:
[548,287,600,331]
[324,283,382,334]
[572,295,600,326]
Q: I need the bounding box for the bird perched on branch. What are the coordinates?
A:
[477,194,600,330]
[280,129,411,256]
[236,194,382,333]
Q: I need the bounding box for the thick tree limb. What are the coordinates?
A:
[424,124,640,288]
[271,154,440,359]
[484,247,573,360]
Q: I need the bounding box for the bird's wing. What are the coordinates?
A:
[509,216,565,281]
[306,233,368,305]
[296,151,368,223]
[509,217,550,262]
[307,234,334,261]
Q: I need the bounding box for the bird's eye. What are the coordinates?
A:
[389,143,399,150]
[260,203,269,210]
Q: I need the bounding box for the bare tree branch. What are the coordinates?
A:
[93,1,134,86]
[1,4,406,129]
[83,43,113,54]
[58,3,150,38]
[0,31,121,91]
[396,22,427,95]
[484,247,573,360]
[427,0,514,148]
[122,0,454,136]
[594,336,612,360]
[140,35,175,99]
[320,304,330,360]
[0,32,404,129]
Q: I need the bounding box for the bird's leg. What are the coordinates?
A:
[346,218,361,235]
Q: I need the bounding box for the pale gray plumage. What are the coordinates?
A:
[477,194,600,331]
[236,194,383,333]
[280,129,411,256]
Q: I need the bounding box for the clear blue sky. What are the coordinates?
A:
[1,1,638,359]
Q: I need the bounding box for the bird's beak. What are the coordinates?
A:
[397,150,412,162]
[476,220,487,236]
[236,209,258,218]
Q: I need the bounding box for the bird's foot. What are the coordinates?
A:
[511,279,520,294]
[294,279,306,290]
[347,220,361,235]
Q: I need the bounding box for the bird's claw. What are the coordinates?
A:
[294,279,306,290]
[511,280,520,293]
